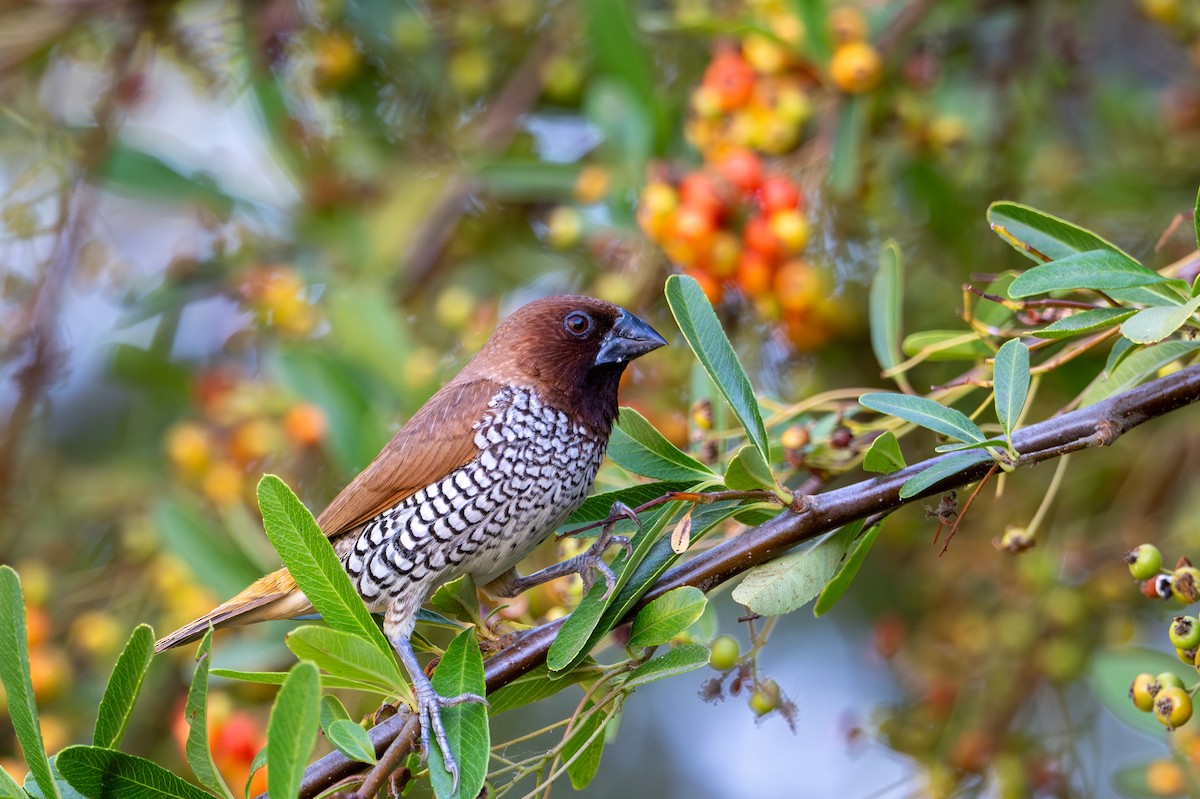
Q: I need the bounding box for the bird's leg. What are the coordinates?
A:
[483,501,639,601]
[391,633,487,793]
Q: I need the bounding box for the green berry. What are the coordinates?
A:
[1155,685,1194,730]
[1171,616,1200,650]
[749,681,780,716]
[1125,544,1163,580]
[1172,567,1200,604]
[709,635,740,671]
[1158,672,1187,691]
[1131,673,1159,712]
[1176,647,1197,666]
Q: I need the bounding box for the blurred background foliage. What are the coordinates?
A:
[3,0,1200,796]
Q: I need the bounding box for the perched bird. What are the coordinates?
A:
[155,295,666,785]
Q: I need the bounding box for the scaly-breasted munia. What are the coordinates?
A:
[155,295,667,785]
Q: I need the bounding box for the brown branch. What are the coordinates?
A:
[285,364,1200,799]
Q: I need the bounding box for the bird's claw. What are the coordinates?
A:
[577,501,638,599]
[413,679,488,794]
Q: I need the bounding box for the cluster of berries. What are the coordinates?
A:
[1125,544,1199,729]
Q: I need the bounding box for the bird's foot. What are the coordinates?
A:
[412,676,488,793]
[576,501,638,599]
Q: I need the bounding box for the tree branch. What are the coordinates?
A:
[285,364,1200,799]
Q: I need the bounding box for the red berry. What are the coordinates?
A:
[679,172,728,220]
[714,148,763,194]
[703,51,755,111]
[743,214,782,262]
[759,176,802,213]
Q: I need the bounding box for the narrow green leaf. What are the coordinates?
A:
[99,145,236,215]
[58,746,212,799]
[584,0,654,120]
[829,94,866,198]
[869,242,904,379]
[992,339,1030,440]
[426,628,489,799]
[211,668,387,693]
[92,624,154,750]
[285,625,406,696]
[1008,250,1165,298]
[0,761,26,798]
[722,445,774,492]
[243,748,267,799]
[814,524,883,617]
[319,695,351,732]
[973,273,1018,328]
[625,643,711,688]
[901,330,993,361]
[256,475,395,660]
[266,662,321,799]
[563,706,609,790]
[1104,336,1139,377]
[859,393,985,443]
[863,432,905,474]
[627,587,707,649]
[0,566,59,799]
[665,275,770,463]
[731,522,861,616]
[987,201,1136,263]
[153,499,264,598]
[1082,340,1200,406]
[899,451,992,499]
[1032,307,1136,339]
[1120,294,1200,344]
[428,575,480,626]
[606,407,713,481]
[933,438,1009,454]
[487,665,592,716]
[184,630,234,799]
[326,720,376,765]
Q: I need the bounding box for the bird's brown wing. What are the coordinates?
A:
[315,377,503,538]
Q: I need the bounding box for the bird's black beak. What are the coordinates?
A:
[595,309,668,366]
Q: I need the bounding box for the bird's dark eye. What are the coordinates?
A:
[564,311,593,337]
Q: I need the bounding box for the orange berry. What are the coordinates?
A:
[669,204,718,246]
[830,6,869,43]
[775,260,821,311]
[703,51,755,110]
[27,647,71,702]
[689,269,724,304]
[284,403,327,447]
[229,418,283,466]
[313,32,361,90]
[735,250,775,298]
[743,215,782,262]
[202,461,244,508]
[768,209,811,255]
[574,166,611,204]
[759,177,802,213]
[708,231,742,278]
[637,182,679,241]
[25,605,51,648]
[1147,759,1187,795]
[166,422,212,476]
[830,41,882,93]
[714,148,763,194]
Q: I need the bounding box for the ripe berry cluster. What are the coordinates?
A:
[1125,543,1200,729]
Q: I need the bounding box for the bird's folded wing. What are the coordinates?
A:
[315,377,503,537]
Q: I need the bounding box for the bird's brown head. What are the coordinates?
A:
[461,295,667,434]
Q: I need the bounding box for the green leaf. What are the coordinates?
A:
[474,161,579,202]
[210,668,387,693]
[285,626,406,696]
[973,273,1018,327]
[1082,340,1200,406]
[98,145,236,215]
[93,624,154,750]
[1088,648,1183,737]
[0,566,58,799]
[584,0,654,125]
[606,407,713,481]
[1104,336,1139,377]
[57,746,212,799]
[266,662,321,799]
[1032,307,1136,339]
[23,756,84,799]
[665,275,770,463]
[627,587,707,649]
[184,630,234,799]
[814,524,883,617]
[992,339,1030,440]
[243,748,267,799]
[933,437,1010,454]
[863,432,905,474]
[426,628,489,799]
[563,705,609,791]
[987,201,1136,263]
[869,242,905,381]
[151,499,264,614]
[319,694,351,732]
[731,522,861,616]
[722,445,774,492]
[326,720,376,765]
[487,665,592,716]
[901,330,993,361]
[1008,250,1165,298]
[829,94,866,198]
[625,643,711,688]
[789,0,831,63]
[0,763,24,798]
[256,475,397,661]
[899,451,992,499]
[429,575,480,626]
[859,393,985,443]
[1120,294,1200,344]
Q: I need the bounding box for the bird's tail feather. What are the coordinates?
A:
[153,568,313,653]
